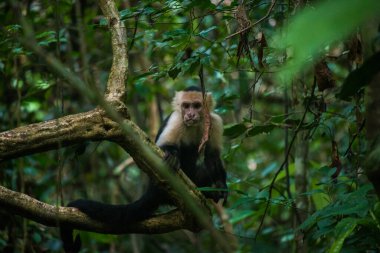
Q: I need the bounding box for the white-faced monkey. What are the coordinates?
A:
[61,86,228,252]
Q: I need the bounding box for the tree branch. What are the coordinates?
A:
[0,186,197,234]
[0,108,123,161]
[98,0,128,102]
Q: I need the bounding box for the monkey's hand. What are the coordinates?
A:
[161,145,180,171]
[210,180,228,204]
[164,151,180,171]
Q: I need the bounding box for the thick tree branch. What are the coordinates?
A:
[0,186,198,234]
[98,0,128,102]
[0,108,123,161]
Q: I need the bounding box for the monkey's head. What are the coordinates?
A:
[172,86,214,127]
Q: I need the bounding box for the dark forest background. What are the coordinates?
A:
[1,0,380,252]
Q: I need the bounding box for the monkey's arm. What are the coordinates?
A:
[197,146,228,203]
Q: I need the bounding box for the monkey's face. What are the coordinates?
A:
[181,100,203,126]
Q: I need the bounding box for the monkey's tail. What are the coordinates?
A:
[60,226,81,253]
[60,188,163,253]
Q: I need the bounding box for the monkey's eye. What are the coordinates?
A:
[193,102,202,109]
[182,102,190,109]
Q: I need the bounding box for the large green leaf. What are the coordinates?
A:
[328,218,357,253]
[273,0,380,82]
[224,123,248,138]
[298,185,373,231]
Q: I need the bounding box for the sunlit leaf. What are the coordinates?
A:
[35,80,52,90]
[6,24,22,32]
[35,31,55,39]
[22,101,41,113]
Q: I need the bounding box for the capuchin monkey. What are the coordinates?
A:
[61,86,227,253]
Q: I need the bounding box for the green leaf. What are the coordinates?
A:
[119,9,136,20]
[200,55,211,65]
[337,51,380,100]
[168,66,181,79]
[162,29,189,42]
[328,198,369,218]
[32,232,42,243]
[99,17,108,27]
[181,56,200,75]
[328,218,357,253]
[182,0,216,10]
[246,124,276,137]
[35,80,52,90]
[273,0,380,82]
[22,100,41,113]
[223,123,248,138]
[12,47,25,55]
[6,24,22,32]
[35,31,55,39]
[174,51,186,62]
[230,197,257,209]
[142,6,156,15]
[197,187,228,192]
[298,185,373,232]
[230,210,255,224]
[298,189,325,196]
[197,26,217,37]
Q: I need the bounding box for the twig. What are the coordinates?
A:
[225,0,277,40]
[128,14,140,51]
[344,119,366,157]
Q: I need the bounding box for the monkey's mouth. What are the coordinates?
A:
[184,119,200,126]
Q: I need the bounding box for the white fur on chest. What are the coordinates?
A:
[156,112,202,147]
[156,111,223,151]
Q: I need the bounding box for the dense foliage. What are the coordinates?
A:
[1,0,380,252]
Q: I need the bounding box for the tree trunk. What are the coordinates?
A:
[365,72,380,197]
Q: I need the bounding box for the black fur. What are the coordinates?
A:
[183,85,201,92]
